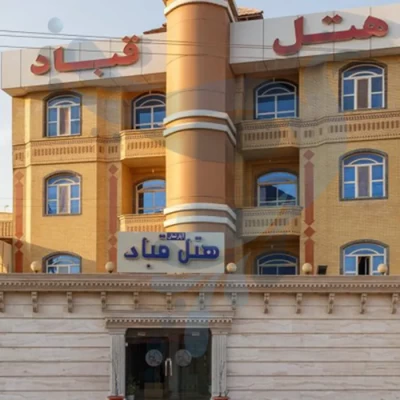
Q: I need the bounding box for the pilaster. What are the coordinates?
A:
[109,329,126,396]
[211,330,228,397]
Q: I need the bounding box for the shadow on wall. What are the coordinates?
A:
[18,242,97,274]
[0,240,12,273]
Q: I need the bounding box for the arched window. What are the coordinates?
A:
[257,172,297,207]
[255,81,297,120]
[257,253,298,275]
[133,94,166,129]
[46,174,81,215]
[343,242,387,275]
[136,179,166,214]
[342,153,386,200]
[45,254,81,274]
[342,65,385,111]
[47,95,81,137]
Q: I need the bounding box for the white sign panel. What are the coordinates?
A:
[118,232,225,274]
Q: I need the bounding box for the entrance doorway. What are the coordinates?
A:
[126,328,211,400]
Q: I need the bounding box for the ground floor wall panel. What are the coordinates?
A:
[0,277,399,400]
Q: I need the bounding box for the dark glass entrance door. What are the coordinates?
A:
[126,329,211,400]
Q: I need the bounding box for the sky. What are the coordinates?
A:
[0,0,398,211]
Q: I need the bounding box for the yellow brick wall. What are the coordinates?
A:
[10,55,400,275]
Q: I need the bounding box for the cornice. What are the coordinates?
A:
[105,312,234,330]
[1,274,400,294]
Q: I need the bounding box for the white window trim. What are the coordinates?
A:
[343,156,385,199]
[133,95,166,130]
[343,247,386,276]
[47,177,81,215]
[47,97,80,137]
[342,65,385,111]
[136,181,166,214]
[256,82,297,120]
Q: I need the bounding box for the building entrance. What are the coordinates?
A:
[126,328,211,400]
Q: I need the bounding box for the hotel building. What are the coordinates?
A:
[1,1,400,399]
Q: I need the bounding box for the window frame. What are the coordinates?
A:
[132,93,166,130]
[257,171,298,207]
[136,179,166,215]
[341,241,388,276]
[340,151,387,201]
[257,252,298,275]
[44,253,82,274]
[255,81,298,120]
[341,64,386,112]
[45,173,81,216]
[46,94,81,138]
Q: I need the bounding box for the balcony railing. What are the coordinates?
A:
[120,128,165,160]
[238,206,302,237]
[0,214,13,239]
[239,110,400,151]
[119,214,165,233]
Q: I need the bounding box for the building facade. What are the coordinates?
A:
[1,2,400,277]
[1,2,400,399]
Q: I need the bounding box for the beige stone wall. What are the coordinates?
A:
[1,277,400,399]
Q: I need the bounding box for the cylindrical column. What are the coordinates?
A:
[164,0,236,251]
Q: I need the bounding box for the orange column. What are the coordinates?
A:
[164,0,236,261]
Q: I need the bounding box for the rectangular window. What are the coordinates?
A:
[344,183,355,199]
[356,79,369,109]
[59,107,71,135]
[58,185,70,214]
[344,257,357,274]
[343,96,354,111]
[357,166,370,197]
[258,97,275,114]
[277,95,295,112]
[343,80,354,95]
[358,256,370,276]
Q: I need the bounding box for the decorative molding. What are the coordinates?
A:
[164,215,236,232]
[163,122,237,146]
[328,293,335,314]
[360,293,367,314]
[32,291,38,313]
[231,292,237,311]
[4,275,400,294]
[296,293,302,314]
[164,0,236,22]
[392,293,398,314]
[119,214,165,233]
[164,203,237,220]
[101,291,107,311]
[0,292,3,312]
[67,291,73,313]
[199,292,205,310]
[264,293,270,314]
[105,312,235,330]
[240,206,302,237]
[239,110,400,151]
[164,110,237,135]
[166,292,173,311]
[133,292,140,310]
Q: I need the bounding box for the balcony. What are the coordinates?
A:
[0,214,13,239]
[238,206,302,238]
[119,214,165,233]
[120,128,165,163]
[238,110,400,152]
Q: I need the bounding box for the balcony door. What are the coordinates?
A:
[126,328,211,400]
